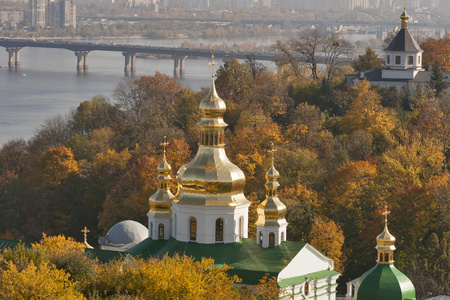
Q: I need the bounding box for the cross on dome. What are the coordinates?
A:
[208,54,217,78]
[269,142,277,166]
[161,136,169,154]
[382,205,390,225]
[81,226,90,243]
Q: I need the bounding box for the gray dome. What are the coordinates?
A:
[106,220,148,245]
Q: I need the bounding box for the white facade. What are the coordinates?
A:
[256,224,287,248]
[172,203,249,244]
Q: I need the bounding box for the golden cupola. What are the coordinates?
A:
[148,137,174,218]
[256,144,288,228]
[175,55,249,207]
[400,7,409,29]
[376,206,396,264]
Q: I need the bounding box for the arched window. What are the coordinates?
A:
[214,133,218,145]
[238,217,243,239]
[379,252,383,262]
[216,219,224,242]
[384,252,389,262]
[209,133,213,145]
[158,224,164,239]
[269,232,275,246]
[190,218,197,241]
[205,133,209,145]
[304,282,309,296]
[150,222,153,238]
[259,231,263,245]
[281,232,284,242]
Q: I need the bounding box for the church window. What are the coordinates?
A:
[150,222,153,238]
[238,217,243,239]
[210,133,213,145]
[205,133,209,145]
[190,218,197,241]
[216,219,224,242]
[395,56,401,64]
[408,56,413,65]
[304,282,310,296]
[201,132,204,145]
[214,133,218,145]
[389,253,393,261]
[281,232,284,241]
[385,252,389,262]
[259,231,263,245]
[387,55,390,64]
[158,224,164,239]
[269,232,275,246]
[379,252,383,262]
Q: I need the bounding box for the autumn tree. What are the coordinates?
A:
[274,29,351,84]
[308,216,345,272]
[340,80,396,152]
[352,47,384,72]
[36,146,79,186]
[420,36,450,71]
[114,72,183,146]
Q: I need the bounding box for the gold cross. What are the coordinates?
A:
[208,54,217,78]
[381,205,390,225]
[161,136,169,153]
[269,142,277,165]
[81,226,90,243]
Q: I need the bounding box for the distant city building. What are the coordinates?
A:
[27,0,75,28]
[0,10,24,28]
[28,0,46,27]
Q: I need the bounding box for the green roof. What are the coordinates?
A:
[127,238,307,285]
[0,238,33,249]
[355,263,416,300]
[278,269,340,288]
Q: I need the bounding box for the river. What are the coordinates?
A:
[0,34,376,146]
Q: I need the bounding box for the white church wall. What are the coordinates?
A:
[278,244,334,281]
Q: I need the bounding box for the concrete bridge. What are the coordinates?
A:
[0,38,278,75]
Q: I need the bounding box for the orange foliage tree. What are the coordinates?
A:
[420,36,450,71]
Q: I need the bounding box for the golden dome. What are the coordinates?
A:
[376,206,396,264]
[148,138,173,216]
[400,7,409,29]
[255,144,288,227]
[175,56,250,207]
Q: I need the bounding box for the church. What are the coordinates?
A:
[99,59,341,299]
[346,7,450,92]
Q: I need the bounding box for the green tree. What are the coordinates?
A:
[429,60,447,97]
[352,47,383,72]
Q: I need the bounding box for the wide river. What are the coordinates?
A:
[0,34,375,146]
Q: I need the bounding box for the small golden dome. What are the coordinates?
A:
[148,138,173,215]
[256,144,288,227]
[400,7,409,29]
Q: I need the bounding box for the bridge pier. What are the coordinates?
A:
[6,47,22,68]
[75,51,91,72]
[122,52,137,75]
[172,55,188,76]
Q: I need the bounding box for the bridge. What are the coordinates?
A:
[0,38,278,75]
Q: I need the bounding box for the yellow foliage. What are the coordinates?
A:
[0,260,83,300]
[93,149,132,171]
[32,233,85,257]
[38,146,79,186]
[308,216,345,272]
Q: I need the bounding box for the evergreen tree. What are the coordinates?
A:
[429,61,446,97]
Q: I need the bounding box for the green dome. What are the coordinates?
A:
[354,264,415,300]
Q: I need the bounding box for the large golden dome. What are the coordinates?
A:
[175,64,249,207]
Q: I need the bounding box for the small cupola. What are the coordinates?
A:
[255,143,288,248]
[147,136,174,240]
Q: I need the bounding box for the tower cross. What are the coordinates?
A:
[81,226,90,243]
[209,54,217,78]
[269,142,277,165]
[161,136,169,154]
[382,205,391,225]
